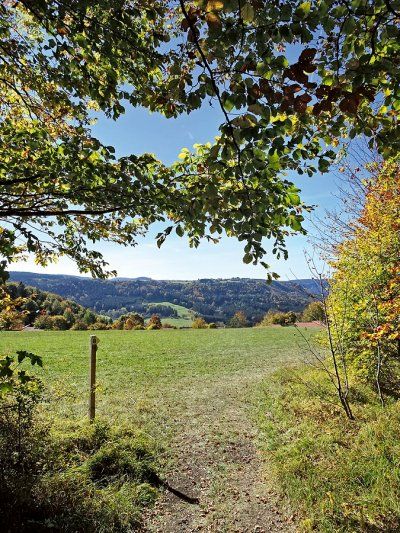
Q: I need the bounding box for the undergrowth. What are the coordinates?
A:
[0,415,161,532]
[258,367,400,532]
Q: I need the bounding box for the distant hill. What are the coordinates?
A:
[4,281,106,330]
[9,272,321,324]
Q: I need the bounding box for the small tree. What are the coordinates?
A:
[50,316,69,331]
[229,311,248,328]
[302,301,325,323]
[124,313,144,330]
[192,317,208,329]
[147,314,162,330]
[33,315,54,330]
[83,310,96,326]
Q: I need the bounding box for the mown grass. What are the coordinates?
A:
[258,366,400,532]
[0,328,303,428]
[0,327,310,531]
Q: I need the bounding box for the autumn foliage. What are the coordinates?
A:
[328,159,400,395]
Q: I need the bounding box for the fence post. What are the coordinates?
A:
[89,335,98,422]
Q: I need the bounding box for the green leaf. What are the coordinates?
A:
[223,96,236,112]
[241,3,255,22]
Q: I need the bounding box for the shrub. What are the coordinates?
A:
[259,311,297,326]
[162,323,176,329]
[301,301,325,322]
[133,324,145,330]
[89,321,109,330]
[208,322,217,329]
[124,313,145,330]
[50,315,69,330]
[192,317,208,329]
[228,311,248,328]
[71,319,88,330]
[33,314,54,330]
[147,314,162,330]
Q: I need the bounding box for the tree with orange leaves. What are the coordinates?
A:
[327,159,400,403]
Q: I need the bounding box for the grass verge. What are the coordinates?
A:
[258,366,400,532]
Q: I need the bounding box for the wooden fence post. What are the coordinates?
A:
[89,335,98,422]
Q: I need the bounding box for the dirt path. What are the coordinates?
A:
[143,372,296,532]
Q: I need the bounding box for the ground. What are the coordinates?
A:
[0,327,316,531]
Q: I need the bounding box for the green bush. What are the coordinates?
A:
[259,366,400,532]
[259,311,297,326]
[71,319,88,330]
[301,301,325,322]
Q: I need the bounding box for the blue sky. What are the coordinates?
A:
[12,102,338,280]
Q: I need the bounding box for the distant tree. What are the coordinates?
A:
[229,311,248,328]
[147,314,162,330]
[0,289,25,330]
[50,316,69,331]
[89,321,109,330]
[124,313,145,330]
[63,308,75,328]
[83,310,96,326]
[33,315,54,330]
[302,301,325,323]
[192,317,208,329]
[259,310,297,327]
[71,320,88,331]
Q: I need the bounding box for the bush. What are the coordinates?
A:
[192,317,208,329]
[162,323,176,329]
[71,319,89,330]
[301,301,325,322]
[33,314,54,330]
[124,313,145,330]
[208,322,217,329]
[89,321,109,330]
[50,315,69,330]
[258,311,297,326]
[147,314,162,330]
[133,325,145,330]
[228,311,248,328]
[259,366,400,532]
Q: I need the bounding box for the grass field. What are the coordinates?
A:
[152,301,194,327]
[0,327,312,531]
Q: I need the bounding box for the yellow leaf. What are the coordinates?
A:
[205,12,222,28]
[206,0,224,11]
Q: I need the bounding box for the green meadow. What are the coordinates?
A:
[0,328,303,426]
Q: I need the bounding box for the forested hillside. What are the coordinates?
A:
[9,272,317,323]
[1,282,106,330]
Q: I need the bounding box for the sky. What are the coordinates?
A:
[11,102,339,281]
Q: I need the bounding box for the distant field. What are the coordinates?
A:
[148,301,194,327]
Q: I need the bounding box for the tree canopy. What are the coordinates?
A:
[1,0,399,279]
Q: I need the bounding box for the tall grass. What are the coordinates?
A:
[258,367,400,532]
